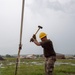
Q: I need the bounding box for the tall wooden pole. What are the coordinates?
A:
[15,0,25,75]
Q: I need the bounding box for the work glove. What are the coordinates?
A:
[30,38,34,42]
[32,34,36,40]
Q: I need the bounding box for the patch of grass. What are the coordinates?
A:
[57,59,75,64]
[55,64,75,73]
[0,58,75,75]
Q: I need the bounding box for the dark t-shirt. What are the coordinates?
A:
[40,39,56,57]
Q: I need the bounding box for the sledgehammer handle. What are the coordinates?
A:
[30,25,43,42]
[34,25,43,35]
[34,28,40,35]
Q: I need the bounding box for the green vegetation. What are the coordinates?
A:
[0,58,75,75]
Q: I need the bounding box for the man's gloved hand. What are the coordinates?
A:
[30,38,34,42]
[32,34,36,40]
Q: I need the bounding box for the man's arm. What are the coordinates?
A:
[33,38,41,46]
[30,34,41,46]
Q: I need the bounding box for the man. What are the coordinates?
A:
[30,32,56,75]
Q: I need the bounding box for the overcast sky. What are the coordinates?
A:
[0,0,75,55]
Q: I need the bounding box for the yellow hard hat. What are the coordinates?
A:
[39,32,47,39]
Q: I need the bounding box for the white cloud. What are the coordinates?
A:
[26,0,75,14]
[25,0,75,54]
[58,0,71,4]
[0,0,75,55]
[49,0,57,2]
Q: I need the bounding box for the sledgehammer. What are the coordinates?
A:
[30,25,43,42]
[35,25,43,35]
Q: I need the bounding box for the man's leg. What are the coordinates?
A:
[45,56,56,75]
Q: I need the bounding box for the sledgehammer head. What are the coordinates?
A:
[38,26,43,29]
